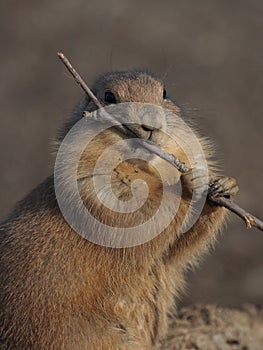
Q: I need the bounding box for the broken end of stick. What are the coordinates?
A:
[244,215,255,230]
[82,111,90,117]
[57,52,64,59]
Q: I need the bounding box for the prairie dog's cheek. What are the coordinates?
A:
[149,133,164,149]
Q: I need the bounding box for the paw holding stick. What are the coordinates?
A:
[57,52,263,232]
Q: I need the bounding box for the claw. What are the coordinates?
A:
[208,176,239,199]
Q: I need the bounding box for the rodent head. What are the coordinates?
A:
[93,71,168,143]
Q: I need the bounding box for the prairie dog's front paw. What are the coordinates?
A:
[208,177,239,200]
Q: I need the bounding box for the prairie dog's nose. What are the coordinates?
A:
[127,123,154,140]
[125,123,167,146]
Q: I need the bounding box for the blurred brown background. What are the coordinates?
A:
[0,0,262,307]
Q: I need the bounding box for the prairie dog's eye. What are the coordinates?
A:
[105,91,117,104]
[163,88,167,99]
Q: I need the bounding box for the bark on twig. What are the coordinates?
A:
[210,195,263,231]
[57,52,263,233]
[57,52,101,109]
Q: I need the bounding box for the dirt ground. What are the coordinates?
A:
[164,304,263,350]
[0,0,262,308]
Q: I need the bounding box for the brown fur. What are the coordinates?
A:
[0,70,238,349]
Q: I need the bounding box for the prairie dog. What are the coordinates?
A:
[0,70,238,349]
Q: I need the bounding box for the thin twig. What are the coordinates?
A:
[57,52,263,232]
[57,52,101,109]
[209,196,263,232]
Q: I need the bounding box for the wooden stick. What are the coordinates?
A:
[57,52,263,232]
[209,196,263,232]
[57,52,101,109]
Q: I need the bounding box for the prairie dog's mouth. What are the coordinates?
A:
[122,123,154,141]
[112,122,154,142]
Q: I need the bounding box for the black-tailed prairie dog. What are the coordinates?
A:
[0,70,238,349]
